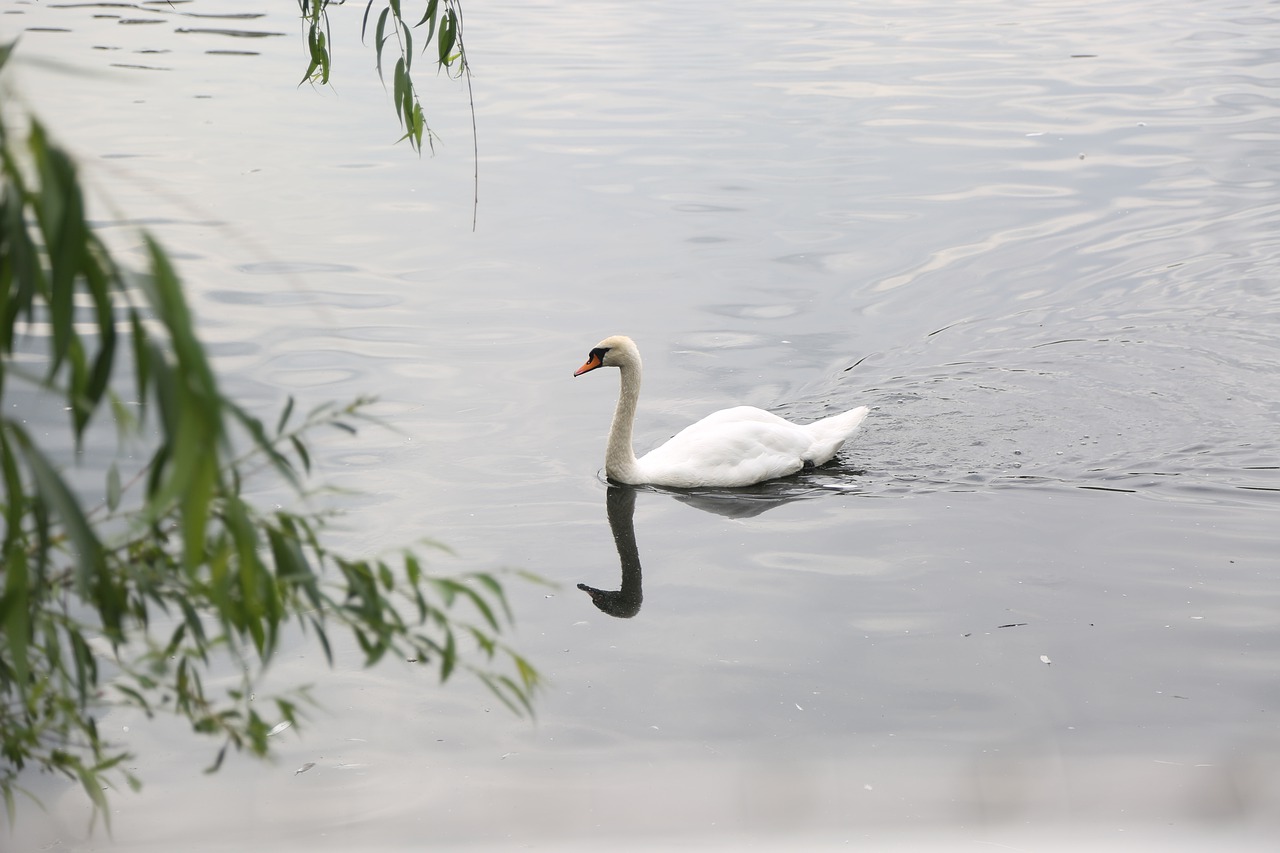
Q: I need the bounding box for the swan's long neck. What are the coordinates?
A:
[605,359,642,483]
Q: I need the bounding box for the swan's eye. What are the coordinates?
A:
[591,347,610,361]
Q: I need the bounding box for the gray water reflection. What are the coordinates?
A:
[6,0,1280,849]
[579,474,872,618]
[577,487,644,618]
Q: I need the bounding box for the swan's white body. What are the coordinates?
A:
[574,335,868,488]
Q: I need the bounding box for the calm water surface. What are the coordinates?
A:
[4,0,1279,849]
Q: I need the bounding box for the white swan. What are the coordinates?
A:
[573,335,869,488]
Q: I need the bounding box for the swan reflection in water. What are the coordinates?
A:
[578,471,863,618]
[577,486,644,618]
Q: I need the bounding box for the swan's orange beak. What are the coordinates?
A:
[574,352,603,376]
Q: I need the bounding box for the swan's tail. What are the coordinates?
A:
[804,405,870,466]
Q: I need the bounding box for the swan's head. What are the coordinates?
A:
[573,335,640,376]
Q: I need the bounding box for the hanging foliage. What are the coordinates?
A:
[0,42,537,823]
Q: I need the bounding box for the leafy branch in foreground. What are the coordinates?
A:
[298,0,480,228]
[0,46,536,823]
[298,0,470,155]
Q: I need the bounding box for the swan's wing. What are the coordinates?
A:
[635,410,814,488]
[688,405,795,428]
[801,406,870,466]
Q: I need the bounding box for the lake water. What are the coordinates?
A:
[4,0,1279,850]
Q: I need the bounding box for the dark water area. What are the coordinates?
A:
[3,0,1279,849]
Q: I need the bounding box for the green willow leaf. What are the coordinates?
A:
[275,395,295,437]
[106,462,121,511]
[411,103,424,146]
[422,0,440,42]
[438,9,456,66]
[205,743,228,775]
[289,434,311,475]
[472,572,512,621]
[5,421,120,635]
[440,627,457,681]
[374,7,390,80]
[393,57,406,124]
[1,550,30,688]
